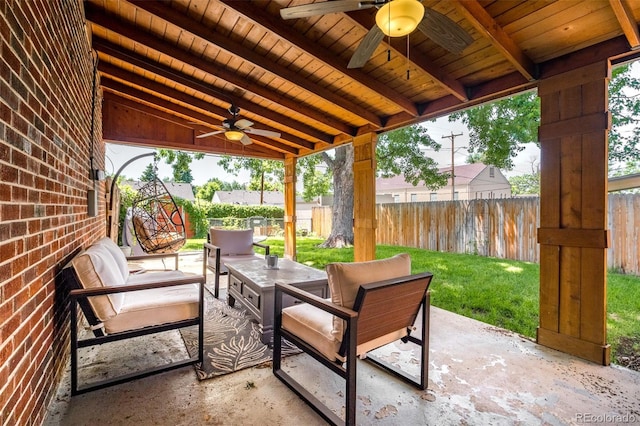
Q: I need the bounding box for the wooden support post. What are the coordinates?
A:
[352,133,377,262]
[537,61,611,365]
[283,157,297,260]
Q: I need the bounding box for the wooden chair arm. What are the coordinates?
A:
[69,275,205,298]
[275,281,357,320]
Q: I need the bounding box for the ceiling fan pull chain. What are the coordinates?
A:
[406,34,410,80]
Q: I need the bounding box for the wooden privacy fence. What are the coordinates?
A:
[311,194,640,275]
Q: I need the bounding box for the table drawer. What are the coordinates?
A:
[242,284,261,309]
[229,275,242,293]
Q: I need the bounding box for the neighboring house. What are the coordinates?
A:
[124,180,196,202]
[376,163,511,202]
[212,190,283,206]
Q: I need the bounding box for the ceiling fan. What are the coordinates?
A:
[196,105,281,145]
[280,0,473,69]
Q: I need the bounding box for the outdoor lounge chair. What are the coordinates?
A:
[63,237,204,395]
[272,253,433,425]
[203,228,269,298]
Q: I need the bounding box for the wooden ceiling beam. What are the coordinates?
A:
[609,0,640,50]
[219,0,420,116]
[99,64,313,151]
[84,4,354,139]
[102,92,284,159]
[453,0,537,81]
[126,0,383,127]
[346,9,469,102]
[92,37,333,146]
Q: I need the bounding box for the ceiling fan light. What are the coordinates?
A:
[225,130,244,141]
[376,0,424,37]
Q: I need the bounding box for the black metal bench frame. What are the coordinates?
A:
[63,267,205,396]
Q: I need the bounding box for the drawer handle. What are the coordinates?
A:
[247,294,253,300]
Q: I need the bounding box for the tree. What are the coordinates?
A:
[218,125,444,248]
[451,64,640,171]
[156,149,204,183]
[509,173,540,196]
[450,91,540,169]
[140,163,156,182]
[195,179,222,201]
[217,157,284,203]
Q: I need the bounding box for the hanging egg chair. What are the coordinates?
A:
[125,156,186,254]
[131,182,186,254]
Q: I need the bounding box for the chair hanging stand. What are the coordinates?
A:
[110,153,186,254]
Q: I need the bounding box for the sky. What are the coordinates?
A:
[105,115,540,186]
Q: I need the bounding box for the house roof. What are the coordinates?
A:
[87,1,640,160]
[214,190,284,205]
[376,163,496,190]
[124,180,195,201]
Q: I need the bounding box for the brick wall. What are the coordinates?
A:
[0,1,104,424]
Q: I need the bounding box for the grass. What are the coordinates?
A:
[183,236,640,366]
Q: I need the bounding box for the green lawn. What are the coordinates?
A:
[183,237,640,366]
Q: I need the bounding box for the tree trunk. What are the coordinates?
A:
[320,145,354,248]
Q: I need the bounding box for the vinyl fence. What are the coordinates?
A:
[312,194,640,275]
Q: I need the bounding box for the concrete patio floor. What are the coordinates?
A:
[44,252,640,425]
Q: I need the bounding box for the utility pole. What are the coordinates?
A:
[442,132,463,200]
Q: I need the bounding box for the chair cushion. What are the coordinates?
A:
[93,237,129,281]
[103,283,200,334]
[209,228,254,256]
[282,302,341,361]
[326,253,411,340]
[71,244,127,321]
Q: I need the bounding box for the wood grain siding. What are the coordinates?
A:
[537,61,611,365]
[353,133,377,262]
[284,157,297,260]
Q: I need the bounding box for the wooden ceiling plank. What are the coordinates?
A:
[452,0,537,81]
[219,0,420,116]
[85,4,355,138]
[93,37,334,144]
[608,0,640,49]
[99,64,315,150]
[127,0,383,127]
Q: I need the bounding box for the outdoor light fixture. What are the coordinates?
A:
[376,0,425,37]
[225,130,245,141]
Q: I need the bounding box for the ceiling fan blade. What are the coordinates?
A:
[235,119,254,129]
[280,0,376,20]
[240,134,252,145]
[348,25,384,69]
[418,9,473,55]
[196,130,224,139]
[245,128,282,138]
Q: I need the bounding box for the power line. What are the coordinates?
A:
[442,132,463,200]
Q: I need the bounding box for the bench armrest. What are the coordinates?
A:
[69,275,205,298]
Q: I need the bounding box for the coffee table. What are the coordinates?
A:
[224,257,328,345]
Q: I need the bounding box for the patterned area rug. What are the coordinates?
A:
[180,289,299,380]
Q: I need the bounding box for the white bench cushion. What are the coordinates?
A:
[103,283,200,334]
